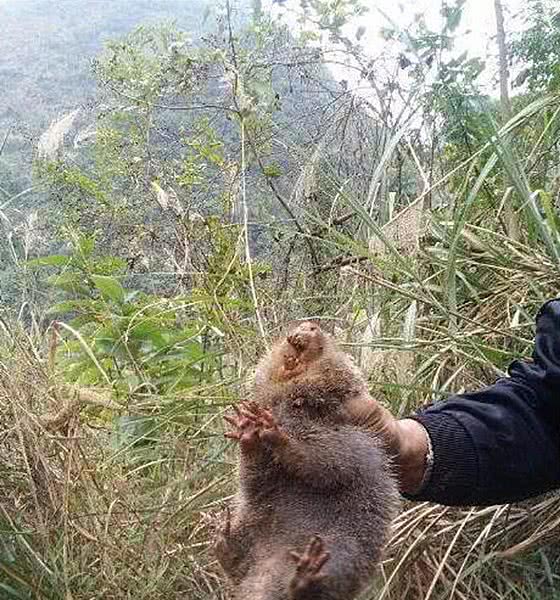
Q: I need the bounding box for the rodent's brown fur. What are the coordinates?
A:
[216,322,399,600]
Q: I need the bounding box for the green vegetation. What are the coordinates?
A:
[1,0,560,598]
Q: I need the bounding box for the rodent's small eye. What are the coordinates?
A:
[309,325,317,331]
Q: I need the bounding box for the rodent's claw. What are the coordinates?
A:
[223,405,261,451]
[289,535,330,595]
[225,402,286,449]
[224,413,248,429]
[290,536,329,571]
[237,402,269,424]
[224,413,248,438]
[214,505,244,577]
[237,402,286,446]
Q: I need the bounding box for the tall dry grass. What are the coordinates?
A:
[0,323,231,599]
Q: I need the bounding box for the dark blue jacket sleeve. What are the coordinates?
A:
[407,299,560,506]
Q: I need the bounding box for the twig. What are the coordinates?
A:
[105,84,236,114]
[40,385,122,431]
[0,127,11,158]
[224,0,319,269]
[240,119,267,345]
[313,254,368,275]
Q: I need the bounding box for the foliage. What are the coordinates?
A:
[0,328,229,600]
[26,230,258,399]
[512,0,560,92]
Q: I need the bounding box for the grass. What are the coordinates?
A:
[334,94,560,599]
[0,325,231,599]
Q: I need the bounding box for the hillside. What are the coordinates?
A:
[0,0,208,125]
[0,0,366,312]
[0,0,209,193]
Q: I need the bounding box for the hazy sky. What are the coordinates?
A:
[272,0,525,96]
[0,0,525,67]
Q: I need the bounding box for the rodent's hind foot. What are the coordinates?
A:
[214,506,231,557]
[288,535,331,599]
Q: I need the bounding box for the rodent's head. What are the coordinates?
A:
[253,321,366,422]
[272,320,327,381]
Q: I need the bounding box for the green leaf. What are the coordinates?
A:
[91,275,125,303]
[539,190,560,235]
[0,583,28,599]
[129,320,167,347]
[125,290,141,303]
[47,300,96,315]
[47,272,90,296]
[112,415,158,450]
[93,255,128,275]
[77,235,95,259]
[26,254,71,268]
[263,163,283,178]
[442,2,464,32]
[68,313,99,328]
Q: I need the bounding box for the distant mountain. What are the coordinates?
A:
[0,1,214,190]
[1,0,208,126]
[0,0,366,310]
[0,0,344,197]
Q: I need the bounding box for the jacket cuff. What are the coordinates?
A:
[403,411,480,505]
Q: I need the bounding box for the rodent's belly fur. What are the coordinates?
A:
[247,461,394,559]
[234,426,397,568]
[223,327,400,599]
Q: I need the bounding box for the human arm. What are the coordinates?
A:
[354,299,560,506]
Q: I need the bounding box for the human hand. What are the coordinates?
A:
[344,393,429,495]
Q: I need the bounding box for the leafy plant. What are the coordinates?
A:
[28,232,224,396]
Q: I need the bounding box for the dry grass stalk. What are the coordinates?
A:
[0,333,230,599]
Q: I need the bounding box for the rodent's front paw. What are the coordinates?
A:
[224,404,261,452]
[238,401,287,447]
